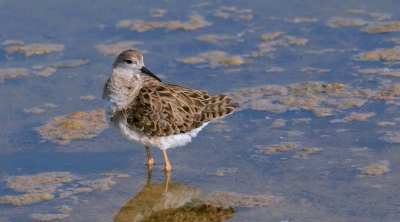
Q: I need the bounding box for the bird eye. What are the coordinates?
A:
[125,60,133,64]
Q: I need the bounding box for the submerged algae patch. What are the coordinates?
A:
[0,193,54,206]
[0,172,80,205]
[231,81,400,119]
[23,107,46,114]
[31,214,70,221]
[103,173,130,179]
[343,112,376,122]
[5,172,80,193]
[180,51,245,67]
[36,109,108,145]
[42,103,58,108]
[266,67,285,73]
[213,7,254,21]
[330,112,376,123]
[357,47,400,61]
[253,142,322,161]
[78,178,116,191]
[256,142,301,154]
[50,58,88,68]
[368,13,392,21]
[117,13,211,32]
[358,161,390,175]
[0,172,125,206]
[300,67,330,73]
[257,35,308,54]
[23,103,59,114]
[359,68,400,77]
[79,95,96,101]
[148,8,167,18]
[326,17,367,28]
[260,31,285,41]
[34,67,56,77]
[1,39,25,46]
[304,48,358,55]
[213,168,238,177]
[271,119,287,128]
[376,121,396,127]
[285,17,318,23]
[293,148,323,158]
[0,68,29,82]
[5,43,64,56]
[196,34,238,43]
[363,22,400,34]
[57,205,72,213]
[379,131,400,143]
[292,118,312,124]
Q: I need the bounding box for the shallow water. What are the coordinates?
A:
[1,0,400,221]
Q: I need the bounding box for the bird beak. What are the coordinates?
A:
[140,67,161,82]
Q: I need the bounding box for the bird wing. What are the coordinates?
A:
[124,77,238,136]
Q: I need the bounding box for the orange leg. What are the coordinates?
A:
[162,150,172,171]
[146,146,154,167]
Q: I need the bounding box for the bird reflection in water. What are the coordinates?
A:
[114,168,236,222]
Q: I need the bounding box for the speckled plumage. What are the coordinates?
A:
[103,49,238,170]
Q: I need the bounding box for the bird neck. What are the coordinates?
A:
[106,68,142,111]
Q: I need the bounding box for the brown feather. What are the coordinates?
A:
[124,77,238,136]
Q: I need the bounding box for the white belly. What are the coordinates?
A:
[106,108,209,150]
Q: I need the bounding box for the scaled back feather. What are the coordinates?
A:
[117,77,239,136]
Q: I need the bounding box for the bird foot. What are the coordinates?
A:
[147,158,154,166]
[163,164,172,172]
